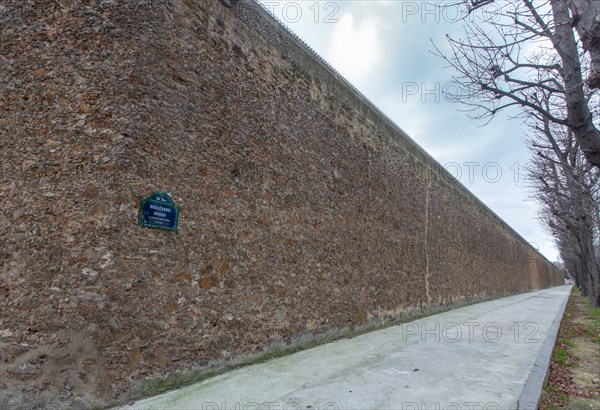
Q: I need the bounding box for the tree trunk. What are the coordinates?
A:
[564,174,599,306]
[580,224,600,307]
[551,0,600,167]
[569,0,600,89]
[562,247,586,293]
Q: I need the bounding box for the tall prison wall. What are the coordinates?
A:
[0,0,564,406]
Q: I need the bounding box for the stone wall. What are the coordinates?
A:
[0,0,564,407]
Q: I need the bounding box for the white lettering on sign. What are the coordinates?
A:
[149,204,172,213]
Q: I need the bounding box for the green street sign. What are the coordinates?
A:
[138,192,179,231]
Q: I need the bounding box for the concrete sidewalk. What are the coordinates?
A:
[122,286,571,410]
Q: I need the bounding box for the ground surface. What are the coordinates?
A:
[118,286,571,410]
[540,288,600,410]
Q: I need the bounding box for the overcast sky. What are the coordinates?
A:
[257,0,559,261]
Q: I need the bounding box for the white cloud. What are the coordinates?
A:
[326,12,383,88]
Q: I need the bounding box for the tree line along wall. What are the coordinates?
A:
[0,0,564,407]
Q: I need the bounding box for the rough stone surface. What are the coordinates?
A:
[0,0,564,407]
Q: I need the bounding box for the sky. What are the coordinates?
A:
[256,0,559,262]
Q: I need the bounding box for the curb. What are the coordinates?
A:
[517,285,572,410]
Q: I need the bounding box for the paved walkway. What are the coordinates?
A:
[123,286,571,410]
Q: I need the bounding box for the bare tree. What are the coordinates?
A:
[527,109,600,306]
[433,0,600,167]
[506,40,600,305]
